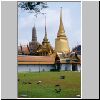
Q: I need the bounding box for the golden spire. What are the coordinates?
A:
[55,7,70,53]
[58,7,66,37]
[42,16,49,46]
[43,16,48,41]
[45,16,48,39]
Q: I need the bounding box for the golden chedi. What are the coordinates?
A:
[55,7,70,53]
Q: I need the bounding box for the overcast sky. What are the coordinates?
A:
[18,2,81,50]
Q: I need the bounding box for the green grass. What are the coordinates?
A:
[18,71,81,98]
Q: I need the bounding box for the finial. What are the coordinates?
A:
[45,16,47,39]
[45,15,47,35]
[60,7,62,19]
[58,7,65,35]
[42,15,48,43]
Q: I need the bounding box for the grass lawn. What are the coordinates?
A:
[18,71,81,98]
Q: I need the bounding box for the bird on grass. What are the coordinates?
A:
[37,81,42,84]
[55,88,61,93]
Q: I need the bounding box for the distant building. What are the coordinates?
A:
[18,8,81,72]
[18,56,55,72]
[18,25,41,55]
[29,25,41,55]
[17,52,81,72]
[56,52,81,71]
[18,17,54,56]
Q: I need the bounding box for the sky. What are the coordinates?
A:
[18,2,81,50]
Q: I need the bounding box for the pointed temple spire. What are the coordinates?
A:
[57,7,66,37]
[44,16,48,40]
[45,16,47,35]
[32,24,37,41]
[43,16,48,42]
[55,7,70,53]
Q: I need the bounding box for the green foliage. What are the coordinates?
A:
[18,1,48,17]
[18,71,81,98]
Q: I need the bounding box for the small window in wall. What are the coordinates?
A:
[72,64,77,71]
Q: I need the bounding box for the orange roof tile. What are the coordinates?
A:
[17,55,55,65]
[18,61,55,65]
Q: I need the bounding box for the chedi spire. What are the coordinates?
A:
[57,7,66,37]
[32,24,37,42]
[55,7,70,53]
[42,16,49,44]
